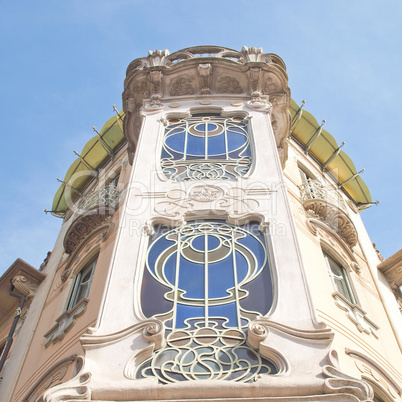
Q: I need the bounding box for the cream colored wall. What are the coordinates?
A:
[284,141,402,400]
[7,149,131,402]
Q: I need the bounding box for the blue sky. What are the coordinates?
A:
[0,1,401,274]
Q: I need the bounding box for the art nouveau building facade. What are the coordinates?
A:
[0,46,401,401]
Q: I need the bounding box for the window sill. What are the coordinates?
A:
[44,299,88,347]
[332,292,379,338]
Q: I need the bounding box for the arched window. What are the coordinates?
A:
[161,114,251,181]
[137,220,276,383]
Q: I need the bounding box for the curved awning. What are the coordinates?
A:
[51,110,125,214]
[290,99,372,208]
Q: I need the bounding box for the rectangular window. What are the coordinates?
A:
[67,256,97,310]
[324,254,355,304]
[298,166,318,199]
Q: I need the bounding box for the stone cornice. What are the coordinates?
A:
[123,46,291,166]
[0,259,45,320]
[378,249,402,288]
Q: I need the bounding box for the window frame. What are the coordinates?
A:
[323,252,356,305]
[140,219,273,331]
[159,112,252,181]
[67,255,98,311]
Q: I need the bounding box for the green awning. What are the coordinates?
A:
[51,111,125,213]
[290,99,372,207]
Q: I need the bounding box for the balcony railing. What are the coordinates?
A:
[299,179,347,213]
[78,184,120,214]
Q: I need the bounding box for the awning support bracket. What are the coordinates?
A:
[338,169,365,188]
[305,119,325,152]
[291,100,305,131]
[73,150,97,172]
[93,126,114,157]
[322,142,345,170]
[56,178,83,195]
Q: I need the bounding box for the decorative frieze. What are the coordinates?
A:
[143,186,276,223]
[217,75,243,94]
[169,74,195,96]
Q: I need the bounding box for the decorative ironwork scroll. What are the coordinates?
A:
[135,326,275,383]
[161,115,251,181]
[137,220,276,383]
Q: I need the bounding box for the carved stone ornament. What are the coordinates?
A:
[11,274,39,300]
[147,70,164,110]
[247,318,335,356]
[23,355,79,402]
[346,348,402,398]
[217,75,243,94]
[39,317,377,401]
[197,63,212,94]
[188,185,224,202]
[123,46,290,166]
[41,357,91,402]
[322,350,374,401]
[145,186,276,222]
[303,199,358,248]
[169,74,195,96]
[64,214,107,254]
[333,293,379,338]
[44,299,88,347]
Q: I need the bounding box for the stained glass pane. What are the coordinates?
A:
[138,220,277,383]
[161,116,251,181]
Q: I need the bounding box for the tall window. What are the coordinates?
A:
[324,253,355,304]
[67,256,97,310]
[299,166,318,199]
[161,114,251,181]
[137,220,276,383]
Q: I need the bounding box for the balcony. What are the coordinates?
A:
[299,179,358,248]
[63,185,120,254]
[78,184,120,214]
